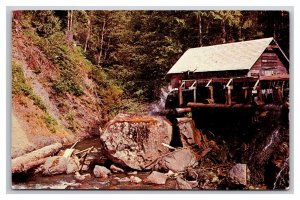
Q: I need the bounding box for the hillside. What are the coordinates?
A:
[11,12,122,158]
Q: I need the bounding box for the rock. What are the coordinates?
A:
[81,164,89,172]
[118,177,131,182]
[227,163,249,186]
[66,158,79,174]
[153,148,197,172]
[85,153,106,166]
[176,177,192,189]
[187,180,198,188]
[74,172,91,181]
[110,164,124,173]
[130,176,142,183]
[100,113,173,170]
[127,171,138,175]
[43,156,67,175]
[93,165,111,178]
[176,118,213,160]
[144,171,167,185]
[177,117,200,147]
[85,155,97,165]
[164,170,175,178]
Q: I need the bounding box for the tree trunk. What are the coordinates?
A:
[70,10,73,32]
[104,36,111,60]
[198,13,203,47]
[97,18,106,67]
[221,19,226,43]
[67,11,70,31]
[12,143,62,173]
[84,17,91,52]
[67,10,74,32]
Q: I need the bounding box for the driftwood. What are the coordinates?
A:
[12,142,62,173]
[79,146,94,173]
[63,141,78,159]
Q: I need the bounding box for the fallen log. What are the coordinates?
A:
[12,142,62,173]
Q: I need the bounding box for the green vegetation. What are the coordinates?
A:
[14,10,289,115]
[12,60,58,132]
[12,60,32,96]
[12,60,47,111]
[65,112,80,131]
[25,10,286,102]
[43,114,58,133]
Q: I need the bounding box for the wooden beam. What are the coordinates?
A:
[225,79,233,105]
[178,81,185,106]
[175,107,192,114]
[189,80,197,103]
[259,74,289,81]
[208,86,214,102]
[187,102,253,109]
[274,86,283,103]
[225,87,232,105]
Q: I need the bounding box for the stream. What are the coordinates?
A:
[12,137,178,190]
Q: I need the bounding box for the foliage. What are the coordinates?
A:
[12,60,59,133]
[65,112,79,131]
[31,11,61,37]
[12,60,32,96]
[12,60,47,111]
[63,10,289,101]
[16,10,289,110]
[43,113,58,133]
[89,67,123,117]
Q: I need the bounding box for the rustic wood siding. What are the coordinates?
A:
[248,50,288,77]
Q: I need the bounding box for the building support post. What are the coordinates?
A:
[225,86,232,105]
[179,81,185,107]
[242,86,249,102]
[225,79,233,105]
[205,79,214,103]
[252,79,264,105]
[189,80,197,103]
[274,86,283,103]
[208,86,214,103]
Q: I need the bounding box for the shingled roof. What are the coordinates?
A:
[167,37,275,74]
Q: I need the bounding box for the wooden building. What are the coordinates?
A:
[166,38,289,108]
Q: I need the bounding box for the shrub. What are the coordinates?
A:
[43,114,58,133]
[12,60,31,95]
[12,60,47,112]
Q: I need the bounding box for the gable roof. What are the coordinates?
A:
[167,37,275,74]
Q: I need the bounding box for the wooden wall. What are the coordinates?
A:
[248,48,288,78]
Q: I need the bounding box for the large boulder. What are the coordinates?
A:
[43,156,67,175]
[100,113,173,170]
[153,148,197,172]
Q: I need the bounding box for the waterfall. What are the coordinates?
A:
[149,85,173,115]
